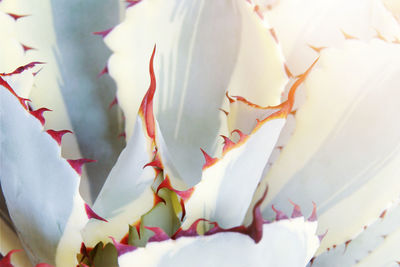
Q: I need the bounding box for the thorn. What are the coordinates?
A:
[98,65,108,77]
[108,97,118,109]
[143,159,162,169]
[319,230,328,242]
[200,148,218,170]
[219,108,229,116]
[271,205,288,221]
[221,135,235,154]
[284,64,293,78]
[93,27,114,38]
[5,62,45,75]
[379,209,387,219]
[67,158,96,175]
[309,257,316,267]
[84,203,108,222]
[308,44,326,53]
[340,30,358,40]
[126,0,143,8]
[289,199,302,218]
[253,5,264,19]
[118,132,126,139]
[225,91,235,103]
[7,13,29,21]
[308,202,317,222]
[344,239,352,253]
[375,29,387,42]
[33,68,43,77]
[46,129,72,145]
[20,43,35,53]
[269,28,278,43]
[30,108,51,125]
[138,45,157,141]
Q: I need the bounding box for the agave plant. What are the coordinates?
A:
[1,0,400,266]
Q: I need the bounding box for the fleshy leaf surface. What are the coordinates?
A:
[84,48,159,246]
[312,199,400,266]
[183,110,287,229]
[119,217,319,267]
[261,39,400,254]
[0,0,123,201]
[0,1,88,198]
[0,78,87,266]
[264,0,400,75]
[105,0,288,186]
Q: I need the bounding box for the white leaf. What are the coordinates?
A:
[183,114,286,229]
[312,199,400,266]
[86,48,159,246]
[261,39,400,254]
[105,0,287,186]
[1,80,88,266]
[264,0,400,75]
[0,0,123,201]
[83,117,156,246]
[119,218,319,267]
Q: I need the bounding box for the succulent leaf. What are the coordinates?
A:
[119,217,319,267]
[0,71,88,266]
[83,48,160,247]
[261,39,400,255]
[263,0,400,75]
[0,0,124,201]
[105,0,288,187]
[312,199,400,266]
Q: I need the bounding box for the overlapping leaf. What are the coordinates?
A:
[1,70,88,266]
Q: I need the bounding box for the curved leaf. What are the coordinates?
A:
[0,0,123,201]
[261,39,400,254]
[1,78,87,266]
[312,199,400,266]
[105,0,287,186]
[264,0,400,75]
[85,48,159,246]
[119,217,319,267]
[183,110,288,229]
